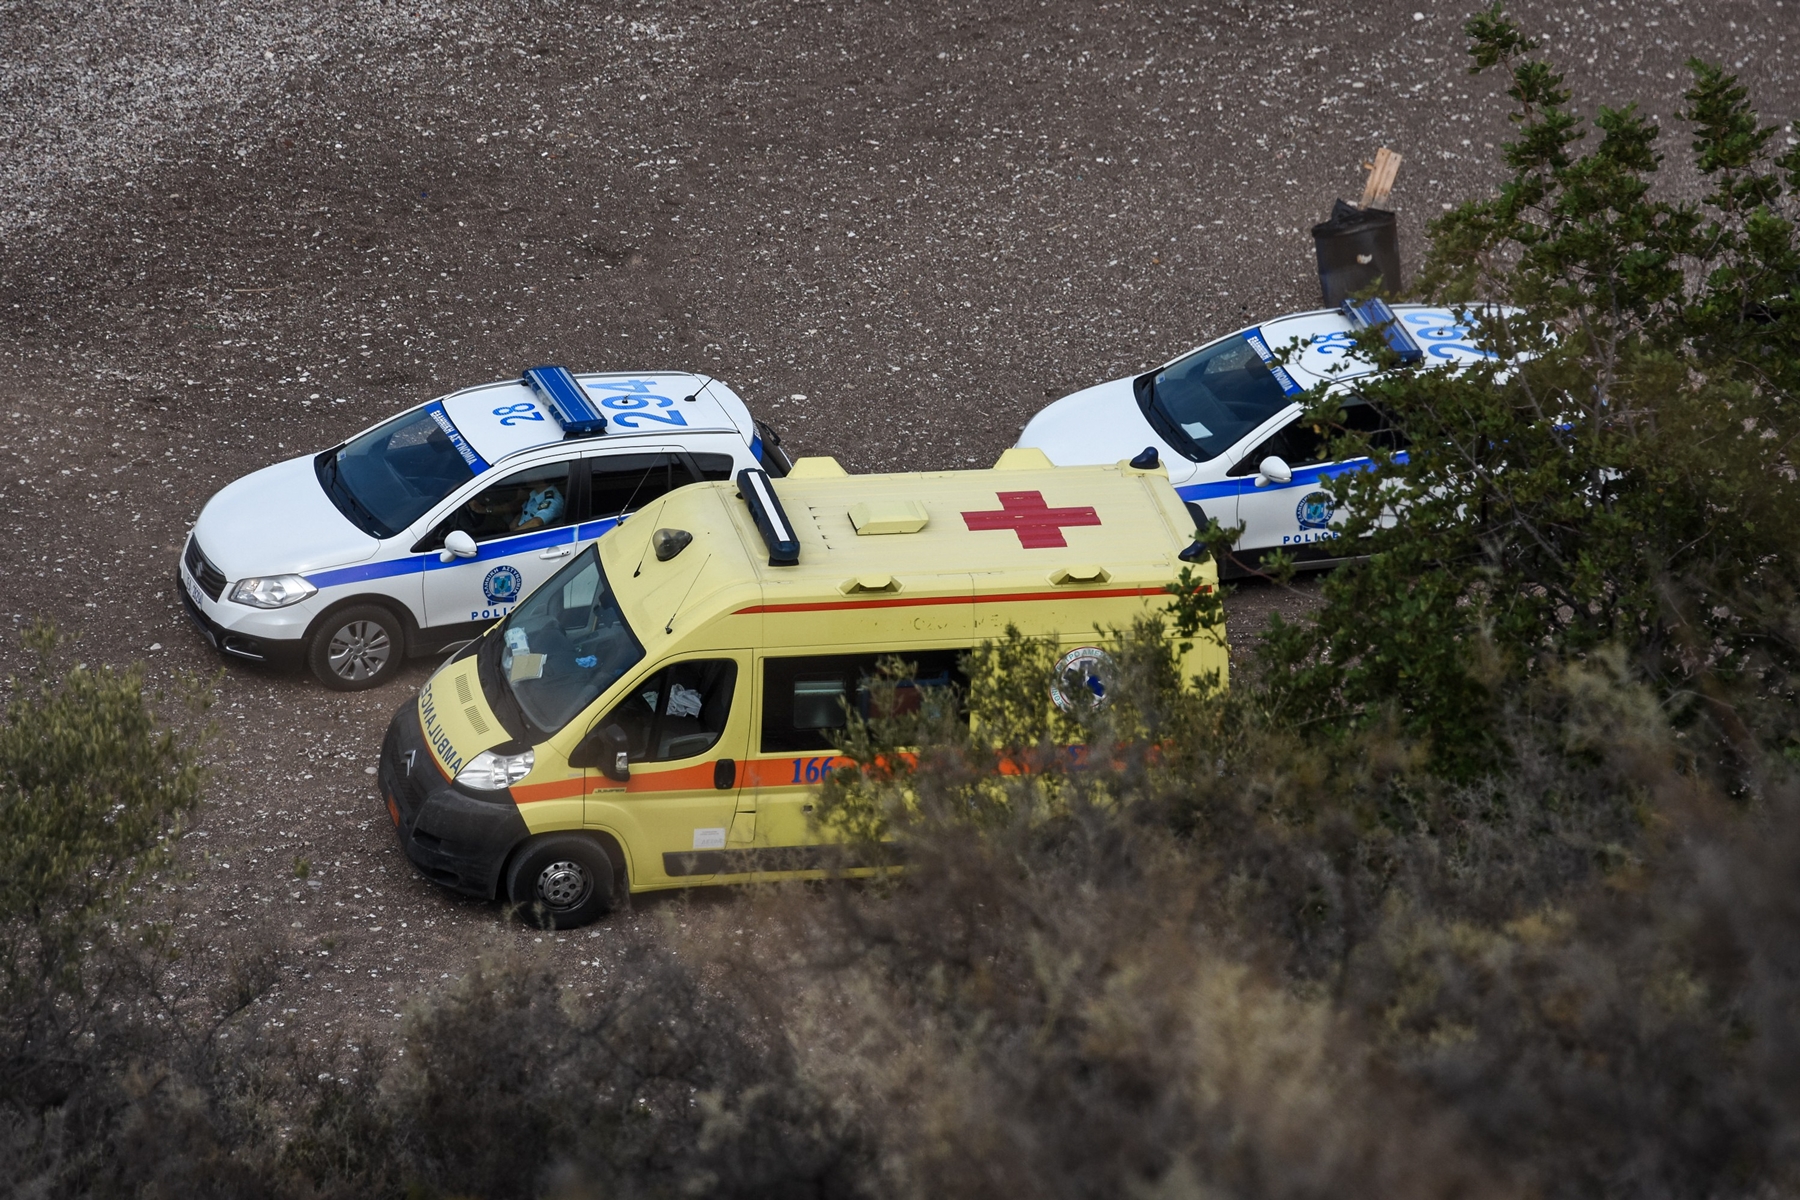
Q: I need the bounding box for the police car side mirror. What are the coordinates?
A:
[572,724,632,781]
[1254,456,1293,488]
[439,530,478,563]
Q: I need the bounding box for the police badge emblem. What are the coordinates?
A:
[482,564,524,606]
[1295,491,1335,531]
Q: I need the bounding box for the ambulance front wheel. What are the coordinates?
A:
[506,834,616,930]
[308,604,406,691]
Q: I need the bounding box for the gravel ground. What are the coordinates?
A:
[3,0,1796,1045]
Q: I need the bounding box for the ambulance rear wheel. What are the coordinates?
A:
[308,604,405,691]
[507,835,615,930]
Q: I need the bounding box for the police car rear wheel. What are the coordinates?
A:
[308,605,405,691]
[506,835,615,930]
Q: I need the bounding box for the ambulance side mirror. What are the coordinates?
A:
[601,725,631,782]
[1253,456,1293,488]
[439,530,478,563]
[572,724,632,781]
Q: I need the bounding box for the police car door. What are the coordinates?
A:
[416,458,582,638]
[1228,396,1400,558]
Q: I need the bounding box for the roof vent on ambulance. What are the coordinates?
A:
[653,528,693,562]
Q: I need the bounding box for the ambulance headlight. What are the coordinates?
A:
[455,748,535,791]
[228,574,318,609]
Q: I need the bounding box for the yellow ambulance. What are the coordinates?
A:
[375,449,1225,927]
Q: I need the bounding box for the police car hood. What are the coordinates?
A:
[440,371,751,463]
[192,454,378,579]
[1017,377,1189,472]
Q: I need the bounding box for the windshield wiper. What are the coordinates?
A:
[1134,374,1200,461]
[476,631,536,742]
[317,451,391,538]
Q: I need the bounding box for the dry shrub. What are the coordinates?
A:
[10,621,1800,1199]
[665,622,1800,1200]
[374,941,867,1200]
[12,613,1800,1200]
[712,839,1501,1200]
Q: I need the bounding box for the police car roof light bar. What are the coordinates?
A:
[522,365,609,438]
[736,467,800,567]
[1339,298,1424,365]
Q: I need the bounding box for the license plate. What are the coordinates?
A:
[180,562,206,609]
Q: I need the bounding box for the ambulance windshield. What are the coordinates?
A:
[480,545,644,736]
[1136,335,1294,462]
[317,407,476,538]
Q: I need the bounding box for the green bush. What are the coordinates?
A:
[1254,6,1800,779]
[0,623,209,1121]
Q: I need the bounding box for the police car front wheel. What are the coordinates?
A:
[506,834,616,930]
[308,605,406,691]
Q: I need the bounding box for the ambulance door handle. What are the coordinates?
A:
[539,546,572,561]
[713,758,737,790]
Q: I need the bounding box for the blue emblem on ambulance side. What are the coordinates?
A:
[1296,491,1334,530]
[482,565,523,605]
[1050,646,1115,714]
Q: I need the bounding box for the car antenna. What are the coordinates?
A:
[665,554,710,633]
[631,493,665,577]
[615,460,663,538]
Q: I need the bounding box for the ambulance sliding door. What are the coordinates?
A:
[744,649,968,866]
[579,652,750,887]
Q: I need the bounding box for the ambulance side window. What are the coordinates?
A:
[422,461,575,548]
[598,659,738,764]
[760,651,967,753]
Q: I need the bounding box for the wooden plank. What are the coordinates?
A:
[1359,147,1402,209]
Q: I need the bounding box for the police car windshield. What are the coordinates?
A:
[480,545,644,736]
[1135,335,1295,462]
[318,407,476,539]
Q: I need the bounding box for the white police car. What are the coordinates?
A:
[178,366,790,689]
[1016,300,1502,574]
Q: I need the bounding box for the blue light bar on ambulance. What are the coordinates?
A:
[736,467,800,567]
[522,365,609,438]
[1339,298,1424,365]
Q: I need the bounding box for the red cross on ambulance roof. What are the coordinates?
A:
[960,491,1102,549]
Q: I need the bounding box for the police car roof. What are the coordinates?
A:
[436,371,741,463]
[599,452,1197,650]
[1251,303,1508,390]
